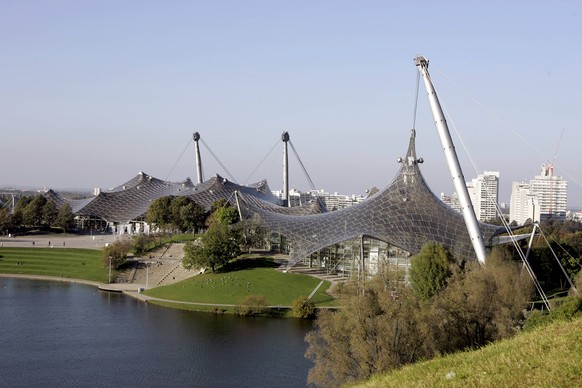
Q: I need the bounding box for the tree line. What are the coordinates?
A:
[0,194,75,234]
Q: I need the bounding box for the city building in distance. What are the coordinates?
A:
[441,171,500,223]
[510,163,568,225]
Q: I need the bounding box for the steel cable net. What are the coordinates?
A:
[52,172,282,224]
[237,129,505,268]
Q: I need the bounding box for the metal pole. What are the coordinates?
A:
[193,132,204,184]
[282,131,290,207]
[415,56,487,264]
[146,263,149,289]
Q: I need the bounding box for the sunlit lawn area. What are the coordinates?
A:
[144,257,337,307]
[0,247,107,282]
[356,317,582,387]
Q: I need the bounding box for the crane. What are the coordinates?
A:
[548,129,565,216]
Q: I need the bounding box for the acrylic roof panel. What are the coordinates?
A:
[187,176,283,211]
[75,172,195,223]
[237,129,505,267]
[238,192,327,216]
[43,189,96,214]
[47,172,283,224]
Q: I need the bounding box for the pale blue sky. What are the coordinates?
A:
[1,1,581,207]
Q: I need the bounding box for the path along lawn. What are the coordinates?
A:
[144,257,337,307]
[0,247,107,283]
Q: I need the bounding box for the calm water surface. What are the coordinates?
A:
[0,279,313,387]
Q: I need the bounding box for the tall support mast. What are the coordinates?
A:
[415,56,487,264]
[282,131,290,207]
[193,132,204,184]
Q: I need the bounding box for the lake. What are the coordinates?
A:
[0,278,314,387]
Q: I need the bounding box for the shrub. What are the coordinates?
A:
[103,239,132,270]
[291,296,316,319]
[525,296,582,331]
[133,234,158,255]
[409,242,453,300]
[235,295,268,316]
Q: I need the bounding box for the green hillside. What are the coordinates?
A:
[0,247,106,282]
[355,317,582,387]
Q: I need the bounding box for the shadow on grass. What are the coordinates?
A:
[218,256,278,273]
[310,296,336,304]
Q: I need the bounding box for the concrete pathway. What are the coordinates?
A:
[0,233,116,250]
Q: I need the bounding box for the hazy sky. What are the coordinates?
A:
[2,1,581,207]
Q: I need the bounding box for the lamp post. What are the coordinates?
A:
[108,256,112,283]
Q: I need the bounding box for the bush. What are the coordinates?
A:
[524,296,582,331]
[291,296,316,319]
[132,234,158,255]
[103,239,132,270]
[235,295,268,316]
[409,242,453,300]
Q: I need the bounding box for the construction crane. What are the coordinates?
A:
[548,129,565,216]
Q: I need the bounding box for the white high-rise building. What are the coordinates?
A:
[509,182,539,225]
[509,163,567,225]
[530,163,568,220]
[467,171,500,222]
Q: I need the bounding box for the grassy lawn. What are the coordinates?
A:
[0,247,108,283]
[144,256,337,307]
[355,316,582,387]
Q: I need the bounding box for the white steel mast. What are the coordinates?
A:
[282,131,290,207]
[415,56,487,264]
[193,132,204,184]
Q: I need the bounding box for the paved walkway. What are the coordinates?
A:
[0,233,116,250]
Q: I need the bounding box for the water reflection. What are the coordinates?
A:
[0,279,313,387]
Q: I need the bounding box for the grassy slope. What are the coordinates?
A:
[0,249,337,310]
[144,257,337,307]
[356,317,582,387]
[0,247,107,282]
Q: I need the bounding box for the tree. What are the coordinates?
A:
[409,241,453,300]
[133,234,158,255]
[22,195,47,227]
[305,275,430,387]
[11,195,31,227]
[146,196,172,229]
[209,198,229,214]
[430,251,533,352]
[103,239,132,270]
[170,196,207,232]
[55,203,75,232]
[305,249,534,387]
[147,196,207,232]
[206,200,239,227]
[0,207,11,233]
[235,295,268,316]
[236,219,268,252]
[291,296,316,319]
[42,200,58,227]
[183,222,240,272]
